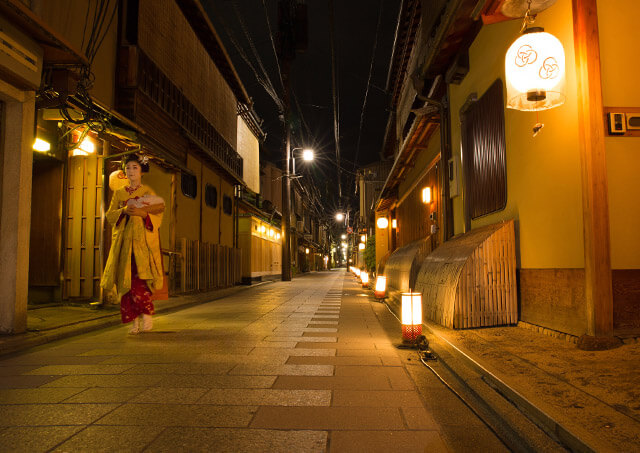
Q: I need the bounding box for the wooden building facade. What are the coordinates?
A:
[374,0,640,343]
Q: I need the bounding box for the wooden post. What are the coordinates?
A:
[572,0,614,338]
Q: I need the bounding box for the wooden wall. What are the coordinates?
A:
[138,0,237,147]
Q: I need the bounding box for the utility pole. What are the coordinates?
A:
[278,0,307,281]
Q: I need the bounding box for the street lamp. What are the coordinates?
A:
[292,147,314,176]
[336,212,344,222]
[282,146,315,281]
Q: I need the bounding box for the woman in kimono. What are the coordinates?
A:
[101,154,164,334]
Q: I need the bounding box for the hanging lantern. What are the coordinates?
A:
[505,27,565,111]
[377,217,389,229]
[401,292,422,342]
[374,276,387,299]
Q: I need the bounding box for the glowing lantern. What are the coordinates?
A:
[305,248,310,254]
[354,268,361,277]
[358,243,365,250]
[421,187,431,204]
[505,28,565,111]
[377,217,389,229]
[392,219,397,229]
[401,292,422,342]
[374,276,386,299]
[33,138,51,152]
[360,271,369,287]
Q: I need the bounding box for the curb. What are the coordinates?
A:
[422,322,597,453]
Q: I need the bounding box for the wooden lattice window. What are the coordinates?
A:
[181,172,197,199]
[204,184,218,208]
[461,79,507,223]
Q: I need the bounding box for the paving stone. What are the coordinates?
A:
[24,364,136,375]
[296,342,376,349]
[198,389,331,406]
[332,390,425,408]
[248,347,336,357]
[121,363,234,375]
[0,426,84,452]
[230,364,334,376]
[265,336,337,343]
[41,374,164,388]
[137,387,209,404]
[146,427,327,452]
[286,356,383,366]
[273,375,392,390]
[55,425,165,452]
[0,388,84,404]
[97,403,257,427]
[328,430,449,453]
[308,321,338,325]
[401,406,440,429]
[0,375,61,388]
[63,387,146,403]
[0,365,39,376]
[0,403,118,426]
[154,375,276,389]
[250,406,404,430]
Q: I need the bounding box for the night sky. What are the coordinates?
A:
[205,0,401,210]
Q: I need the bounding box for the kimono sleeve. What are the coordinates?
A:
[105,190,125,226]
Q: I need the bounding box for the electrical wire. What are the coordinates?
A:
[352,0,384,179]
[261,0,285,95]
[381,300,509,446]
[328,0,342,200]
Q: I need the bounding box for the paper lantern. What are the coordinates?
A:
[360,271,369,287]
[401,292,422,341]
[421,187,431,204]
[358,243,365,250]
[374,276,386,299]
[377,217,389,229]
[505,28,565,111]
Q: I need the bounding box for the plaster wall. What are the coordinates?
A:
[597,0,640,269]
[175,154,202,242]
[201,165,221,245]
[237,117,260,194]
[142,162,172,253]
[449,0,584,269]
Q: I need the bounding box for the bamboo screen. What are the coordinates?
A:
[461,79,507,220]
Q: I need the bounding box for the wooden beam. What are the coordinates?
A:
[572,0,613,336]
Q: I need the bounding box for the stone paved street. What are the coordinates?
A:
[0,270,506,452]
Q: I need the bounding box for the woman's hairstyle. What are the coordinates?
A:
[122,153,150,173]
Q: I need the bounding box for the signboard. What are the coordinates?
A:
[347,227,353,234]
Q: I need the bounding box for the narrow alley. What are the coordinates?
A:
[0,270,508,452]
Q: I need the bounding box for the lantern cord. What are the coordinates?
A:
[382,300,509,445]
[520,0,536,33]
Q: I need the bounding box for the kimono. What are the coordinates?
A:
[101,184,164,323]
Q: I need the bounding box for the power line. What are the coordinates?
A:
[328,0,341,200]
[261,0,285,96]
[352,0,384,178]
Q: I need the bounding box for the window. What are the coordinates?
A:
[222,194,232,215]
[181,172,197,199]
[204,184,217,208]
[461,79,507,225]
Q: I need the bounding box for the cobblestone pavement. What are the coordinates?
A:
[0,270,509,452]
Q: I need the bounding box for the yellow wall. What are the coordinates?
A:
[238,216,281,278]
[449,0,585,268]
[143,162,172,253]
[237,117,260,193]
[201,165,221,244]
[175,154,201,242]
[375,212,391,271]
[220,179,235,247]
[32,0,117,107]
[597,0,640,269]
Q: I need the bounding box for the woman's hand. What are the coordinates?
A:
[124,205,147,217]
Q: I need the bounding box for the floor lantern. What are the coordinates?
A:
[360,271,369,288]
[401,292,422,343]
[374,276,386,299]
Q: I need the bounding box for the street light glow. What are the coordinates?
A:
[336,213,344,222]
[302,149,314,161]
[341,234,346,239]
